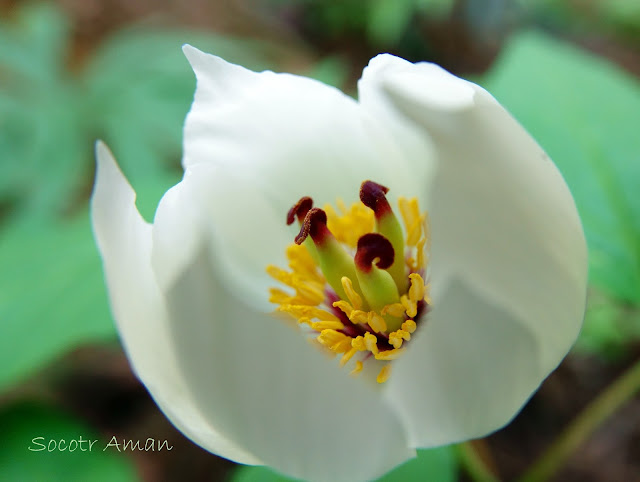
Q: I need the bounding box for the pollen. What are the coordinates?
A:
[267,182,430,384]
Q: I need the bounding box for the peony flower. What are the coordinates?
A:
[91,47,587,482]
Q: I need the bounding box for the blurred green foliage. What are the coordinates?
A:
[0,403,137,481]
[278,0,452,48]
[231,446,458,482]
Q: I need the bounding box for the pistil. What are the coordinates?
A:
[354,233,403,332]
[296,208,363,304]
[287,196,319,262]
[360,181,408,293]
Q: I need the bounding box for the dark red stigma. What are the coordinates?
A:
[287,196,314,225]
[355,233,395,273]
[295,208,330,245]
[360,180,392,218]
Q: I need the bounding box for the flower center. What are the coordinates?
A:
[266,181,431,384]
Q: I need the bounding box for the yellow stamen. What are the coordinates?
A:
[407,214,425,247]
[381,302,406,318]
[340,347,358,366]
[400,294,417,318]
[293,281,325,306]
[377,365,392,383]
[311,321,345,331]
[367,312,387,334]
[325,201,374,248]
[402,319,417,334]
[341,276,363,310]
[352,336,367,351]
[398,197,421,245]
[424,283,432,305]
[286,244,324,284]
[268,287,293,304]
[364,332,379,355]
[317,329,352,353]
[266,265,296,287]
[349,310,370,325]
[408,273,426,302]
[278,305,339,322]
[389,329,411,349]
[351,360,364,376]
[416,237,427,271]
[333,300,354,317]
[375,348,405,361]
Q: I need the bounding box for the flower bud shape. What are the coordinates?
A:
[92,48,587,482]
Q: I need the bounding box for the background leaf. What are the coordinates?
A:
[0,403,136,481]
[484,30,640,305]
[0,214,115,390]
[230,446,458,482]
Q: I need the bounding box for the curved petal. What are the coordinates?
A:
[150,182,415,481]
[362,56,587,443]
[176,46,434,293]
[91,142,260,465]
[385,278,539,446]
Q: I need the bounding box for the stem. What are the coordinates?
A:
[518,356,640,482]
[457,441,501,482]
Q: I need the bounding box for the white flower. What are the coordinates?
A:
[91,47,587,482]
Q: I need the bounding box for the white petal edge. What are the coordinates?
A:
[150,177,415,482]
[360,54,476,113]
[361,56,587,444]
[91,141,261,465]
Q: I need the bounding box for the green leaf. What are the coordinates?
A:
[0,214,115,390]
[231,446,458,482]
[306,56,350,90]
[377,446,458,482]
[0,3,86,220]
[232,465,296,482]
[576,290,640,358]
[368,0,415,46]
[483,30,640,303]
[0,403,136,481]
[0,3,70,82]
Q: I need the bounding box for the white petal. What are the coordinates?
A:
[176,46,433,295]
[182,45,412,205]
[150,188,414,481]
[363,58,587,443]
[359,54,475,114]
[91,142,260,465]
[386,278,539,446]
